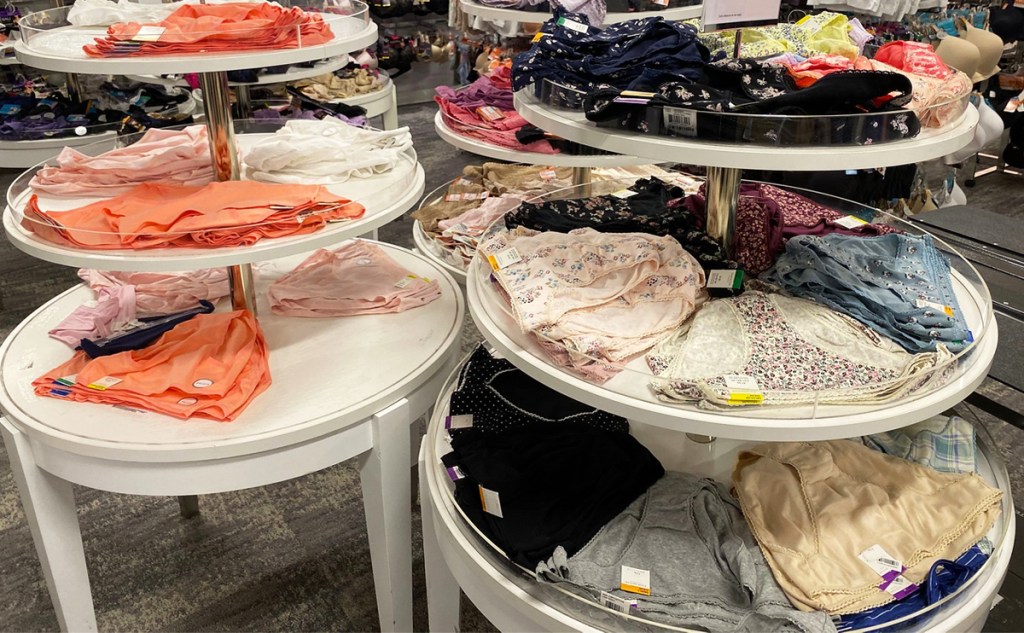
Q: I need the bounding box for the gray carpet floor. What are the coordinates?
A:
[1,102,1023,632]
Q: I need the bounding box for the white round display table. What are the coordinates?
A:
[14,15,378,75]
[413,219,468,288]
[467,251,998,441]
[514,90,981,171]
[434,110,658,167]
[418,364,1016,633]
[459,0,703,25]
[4,139,425,272]
[0,242,465,632]
[341,80,399,129]
[0,131,117,169]
[125,55,352,88]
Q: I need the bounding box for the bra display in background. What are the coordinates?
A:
[0,75,196,142]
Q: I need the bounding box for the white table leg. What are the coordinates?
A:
[359,398,413,633]
[1,419,97,633]
[418,440,461,633]
[382,88,399,131]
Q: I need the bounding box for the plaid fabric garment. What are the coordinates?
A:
[860,415,976,474]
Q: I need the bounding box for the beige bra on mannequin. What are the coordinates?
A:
[935,35,981,79]
[963,23,1004,80]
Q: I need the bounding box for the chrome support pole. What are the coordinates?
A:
[705,166,741,258]
[572,166,592,197]
[197,71,239,181]
[198,71,255,314]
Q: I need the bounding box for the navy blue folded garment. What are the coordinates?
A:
[511,10,714,93]
[80,301,215,358]
[835,544,989,632]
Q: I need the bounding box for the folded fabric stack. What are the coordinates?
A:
[537,472,837,633]
[242,118,413,184]
[415,163,701,270]
[48,284,138,348]
[775,41,972,128]
[35,310,271,421]
[441,346,660,567]
[835,415,993,631]
[24,181,365,249]
[480,226,707,382]
[646,291,953,408]
[267,241,441,317]
[733,439,1002,615]
[698,11,865,59]
[437,71,557,154]
[762,233,972,354]
[67,0,238,26]
[291,66,387,102]
[681,182,898,274]
[435,197,524,266]
[30,125,214,196]
[511,12,712,94]
[448,345,629,437]
[505,176,733,270]
[0,92,125,141]
[78,268,230,315]
[84,3,335,57]
[411,163,576,260]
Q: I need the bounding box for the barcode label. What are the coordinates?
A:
[663,107,697,137]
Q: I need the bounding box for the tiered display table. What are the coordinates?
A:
[418,365,1015,632]
[418,83,1011,632]
[2,4,462,633]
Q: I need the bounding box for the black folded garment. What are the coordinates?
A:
[585,64,921,145]
[504,176,735,269]
[442,420,664,567]
[448,345,629,437]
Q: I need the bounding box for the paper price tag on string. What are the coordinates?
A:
[600,591,637,613]
[620,566,651,596]
[883,574,918,600]
[722,375,764,405]
[915,299,955,317]
[556,16,589,33]
[394,275,418,289]
[479,486,504,517]
[87,376,122,391]
[539,168,558,180]
[132,26,165,42]
[859,544,904,576]
[476,106,505,122]
[834,215,869,229]
[487,247,522,271]
[706,269,743,290]
[701,0,782,27]
[445,414,473,430]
